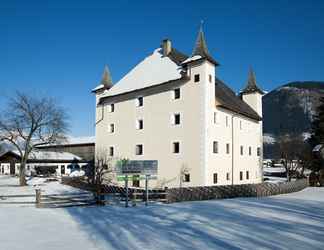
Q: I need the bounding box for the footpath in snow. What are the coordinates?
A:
[0,176,324,250]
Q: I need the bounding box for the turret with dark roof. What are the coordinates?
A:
[92,65,113,93]
[190,25,219,66]
[240,68,264,95]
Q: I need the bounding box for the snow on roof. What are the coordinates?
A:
[101,48,182,97]
[11,150,82,161]
[37,136,95,147]
[92,84,105,92]
[181,55,202,64]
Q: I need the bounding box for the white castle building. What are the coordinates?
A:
[93,27,264,188]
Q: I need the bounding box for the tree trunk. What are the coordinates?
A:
[19,158,27,186]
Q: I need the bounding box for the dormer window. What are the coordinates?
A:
[194,74,200,82]
[136,97,143,107]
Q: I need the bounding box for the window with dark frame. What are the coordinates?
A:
[184,174,190,182]
[174,113,181,125]
[174,88,180,99]
[246,171,249,180]
[133,175,140,187]
[209,74,212,83]
[136,144,143,155]
[249,146,252,156]
[213,141,218,154]
[226,172,230,181]
[173,142,180,154]
[109,124,115,133]
[137,97,143,107]
[240,146,243,155]
[61,165,65,175]
[109,146,114,157]
[194,74,200,82]
[226,143,230,154]
[110,103,115,112]
[213,173,218,184]
[137,119,143,130]
[240,171,243,181]
[257,147,261,156]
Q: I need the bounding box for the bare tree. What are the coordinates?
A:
[92,149,116,203]
[275,134,311,181]
[0,92,69,186]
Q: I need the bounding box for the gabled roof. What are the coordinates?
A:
[215,77,262,121]
[240,68,264,95]
[0,150,82,161]
[100,48,184,98]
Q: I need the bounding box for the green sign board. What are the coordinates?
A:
[117,175,157,181]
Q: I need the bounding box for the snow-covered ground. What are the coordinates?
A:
[1,176,324,250]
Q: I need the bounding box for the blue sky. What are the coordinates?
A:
[0,0,323,136]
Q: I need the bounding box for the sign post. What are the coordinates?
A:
[145,175,149,206]
[125,174,129,208]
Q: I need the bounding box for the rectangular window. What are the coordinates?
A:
[184,174,190,182]
[226,143,230,154]
[246,171,249,180]
[213,112,217,124]
[173,142,180,154]
[257,147,261,156]
[133,175,140,187]
[173,88,180,99]
[136,119,143,130]
[194,74,200,82]
[109,123,115,133]
[213,173,218,184]
[213,141,218,154]
[240,171,243,181]
[109,104,115,113]
[226,172,230,181]
[240,120,242,130]
[226,116,229,127]
[249,146,252,156]
[109,146,114,157]
[135,144,143,155]
[240,146,243,155]
[61,165,65,175]
[136,97,143,107]
[209,74,212,83]
[173,113,181,125]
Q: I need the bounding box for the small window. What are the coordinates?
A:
[239,120,242,130]
[240,146,244,155]
[136,119,143,130]
[194,74,200,82]
[173,88,180,99]
[213,112,217,124]
[133,175,140,187]
[27,165,30,171]
[109,124,115,133]
[136,97,143,107]
[240,171,243,181]
[226,172,230,181]
[226,143,230,154]
[184,174,190,182]
[246,171,249,180]
[135,144,143,155]
[213,173,218,184]
[109,146,114,156]
[209,74,212,83]
[226,116,229,127]
[110,104,115,113]
[173,113,181,125]
[173,142,180,154]
[249,146,252,156]
[213,141,218,154]
[257,147,261,156]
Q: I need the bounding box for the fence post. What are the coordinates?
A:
[35,189,42,208]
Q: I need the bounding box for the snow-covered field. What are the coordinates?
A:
[1,176,324,250]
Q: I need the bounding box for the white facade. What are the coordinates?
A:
[94,34,263,188]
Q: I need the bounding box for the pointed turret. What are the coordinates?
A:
[241,68,264,95]
[190,24,219,66]
[100,65,113,89]
[92,65,113,93]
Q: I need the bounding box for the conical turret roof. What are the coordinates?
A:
[241,68,264,95]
